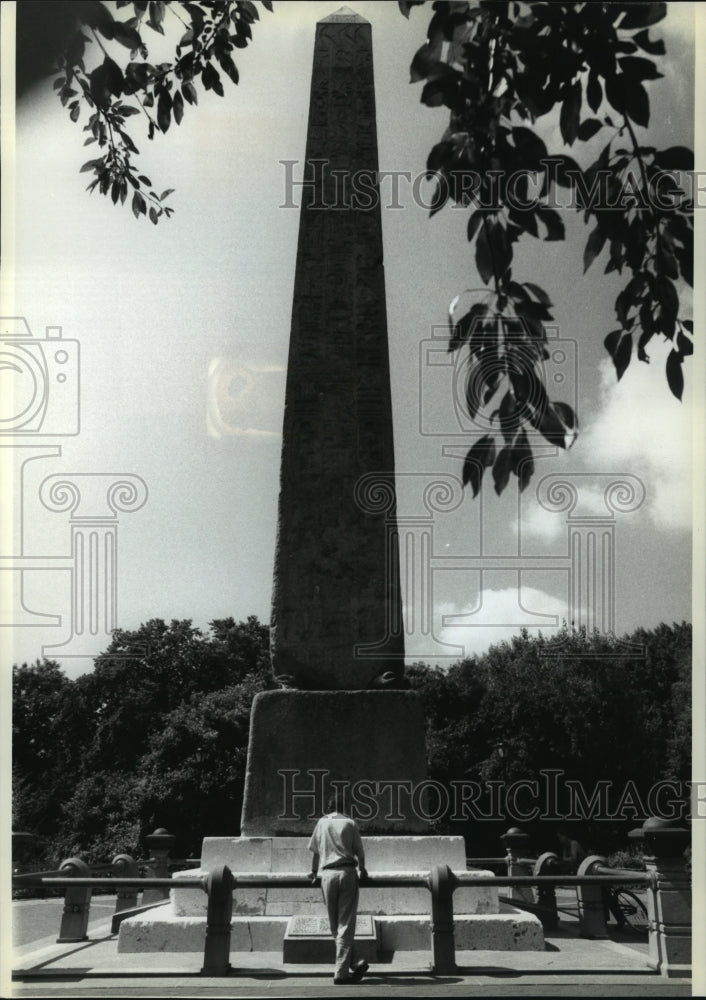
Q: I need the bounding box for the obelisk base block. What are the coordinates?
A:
[241,690,430,836]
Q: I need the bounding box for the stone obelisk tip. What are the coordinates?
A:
[319,6,369,23]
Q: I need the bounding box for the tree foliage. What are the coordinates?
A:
[401,0,692,495]
[12,618,690,863]
[12,617,271,863]
[54,0,272,223]
[408,621,691,853]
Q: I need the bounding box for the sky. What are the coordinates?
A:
[2,0,700,678]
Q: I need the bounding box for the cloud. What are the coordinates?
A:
[580,339,692,531]
[410,587,569,664]
[516,485,615,543]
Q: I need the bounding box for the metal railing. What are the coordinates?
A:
[15,863,664,978]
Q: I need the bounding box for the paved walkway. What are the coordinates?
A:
[6,897,692,998]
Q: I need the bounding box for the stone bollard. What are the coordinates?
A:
[201,865,234,976]
[57,857,92,942]
[112,854,139,914]
[533,852,560,930]
[633,818,691,979]
[500,827,533,904]
[428,864,457,974]
[576,855,609,939]
[142,827,176,904]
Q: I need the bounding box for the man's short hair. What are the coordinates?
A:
[325,786,348,815]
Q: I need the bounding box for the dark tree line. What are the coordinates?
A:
[13,617,690,865]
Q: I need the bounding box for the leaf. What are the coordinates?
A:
[149,206,159,224]
[605,74,625,114]
[513,430,534,492]
[559,80,581,146]
[160,188,175,201]
[410,41,443,83]
[202,62,224,97]
[182,81,198,105]
[80,158,103,173]
[654,146,694,170]
[467,209,486,242]
[587,72,602,113]
[618,2,666,29]
[492,445,514,495]
[511,126,547,168]
[80,0,116,40]
[157,88,172,132]
[148,0,165,32]
[584,225,607,272]
[604,329,633,380]
[657,241,679,281]
[523,282,552,307]
[475,222,494,285]
[219,54,240,86]
[173,89,184,125]
[655,275,679,322]
[498,390,520,442]
[450,302,489,352]
[618,55,663,80]
[536,207,564,241]
[676,327,693,357]
[488,219,512,277]
[420,68,460,109]
[462,435,495,497]
[113,20,143,49]
[577,118,602,141]
[633,29,666,55]
[90,57,124,108]
[665,349,683,400]
[624,79,649,127]
[131,190,145,219]
[398,0,426,17]
[554,401,577,431]
[70,103,81,122]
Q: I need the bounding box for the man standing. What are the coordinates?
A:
[307,791,369,985]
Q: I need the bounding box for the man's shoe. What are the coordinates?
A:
[350,960,369,983]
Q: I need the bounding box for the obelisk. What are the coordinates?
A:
[270,6,405,692]
[241,7,429,835]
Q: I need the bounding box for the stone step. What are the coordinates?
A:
[117,906,543,954]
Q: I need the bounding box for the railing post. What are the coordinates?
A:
[633,817,691,979]
[533,852,560,930]
[500,827,533,904]
[201,864,234,977]
[112,854,139,915]
[142,827,175,904]
[428,863,457,974]
[56,857,92,943]
[576,855,609,939]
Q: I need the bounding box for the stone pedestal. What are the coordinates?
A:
[241,691,430,835]
[637,820,691,979]
[117,835,544,955]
